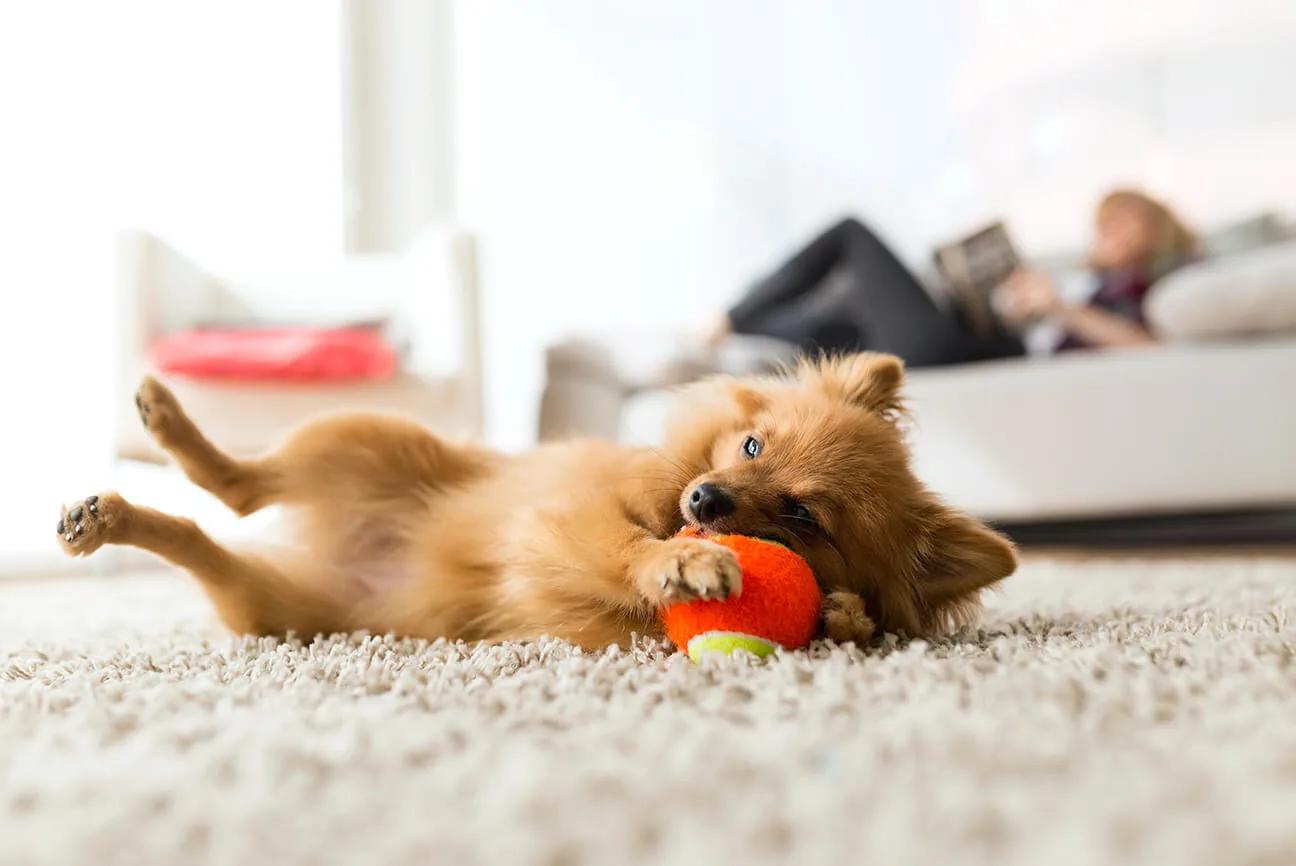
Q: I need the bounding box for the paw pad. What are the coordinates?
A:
[56,494,115,557]
[134,377,188,446]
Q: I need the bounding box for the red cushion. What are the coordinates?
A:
[150,327,398,382]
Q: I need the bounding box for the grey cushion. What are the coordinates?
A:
[1201,213,1292,258]
[1146,241,1296,341]
[545,334,796,394]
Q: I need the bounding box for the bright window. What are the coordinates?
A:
[0,2,344,560]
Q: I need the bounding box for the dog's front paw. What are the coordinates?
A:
[56,492,126,558]
[821,590,876,645]
[639,537,742,605]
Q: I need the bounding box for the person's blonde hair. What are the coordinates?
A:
[1091,188,1200,275]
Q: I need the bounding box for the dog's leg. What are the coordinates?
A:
[56,492,349,636]
[821,590,877,645]
[133,377,263,514]
[133,376,490,517]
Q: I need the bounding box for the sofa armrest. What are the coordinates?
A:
[538,343,628,442]
[536,333,798,442]
[115,225,485,444]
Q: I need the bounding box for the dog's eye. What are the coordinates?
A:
[783,499,818,526]
[741,436,763,460]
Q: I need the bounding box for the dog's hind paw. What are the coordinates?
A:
[821,590,876,645]
[134,376,185,445]
[56,493,126,557]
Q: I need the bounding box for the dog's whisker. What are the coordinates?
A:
[614,484,694,497]
[648,447,697,481]
[642,468,692,486]
[617,475,688,485]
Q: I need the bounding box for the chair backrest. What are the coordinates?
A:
[114,225,485,453]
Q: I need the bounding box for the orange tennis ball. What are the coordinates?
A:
[661,527,821,661]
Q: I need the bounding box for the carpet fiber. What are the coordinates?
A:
[2,555,1295,866]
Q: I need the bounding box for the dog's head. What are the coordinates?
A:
[662,352,1016,636]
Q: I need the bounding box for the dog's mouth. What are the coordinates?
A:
[679,513,795,549]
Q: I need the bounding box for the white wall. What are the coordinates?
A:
[454,0,961,450]
[453,0,1296,451]
[0,2,342,557]
[343,0,457,252]
[938,0,1296,252]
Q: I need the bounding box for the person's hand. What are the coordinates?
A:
[996,268,1063,324]
[702,315,733,349]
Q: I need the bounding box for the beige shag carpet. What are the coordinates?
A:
[2,555,1295,866]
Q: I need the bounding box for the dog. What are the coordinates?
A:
[56,352,1016,649]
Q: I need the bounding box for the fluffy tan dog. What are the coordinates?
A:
[57,353,1016,648]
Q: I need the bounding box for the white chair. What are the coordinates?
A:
[114,226,483,464]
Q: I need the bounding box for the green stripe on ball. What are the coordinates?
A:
[686,631,779,662]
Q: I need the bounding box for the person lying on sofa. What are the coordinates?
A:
[704,189,1202,366]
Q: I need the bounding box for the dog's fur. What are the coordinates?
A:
[57,353,1016,648]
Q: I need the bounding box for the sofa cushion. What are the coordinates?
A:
[1146,242,1296,341]
[150,327,398,382]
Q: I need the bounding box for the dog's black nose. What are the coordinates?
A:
[688,482,735,524]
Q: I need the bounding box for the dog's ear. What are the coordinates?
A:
[914,507,1017,629]
[801,353,904,416]
[724,381,768,417]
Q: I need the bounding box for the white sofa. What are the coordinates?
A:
[538,219,1296,540]
[548,339,1294,524]
[115,226,483,463]
[900,339,1296,523]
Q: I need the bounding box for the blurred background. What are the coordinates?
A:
[3,0,1295,574]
